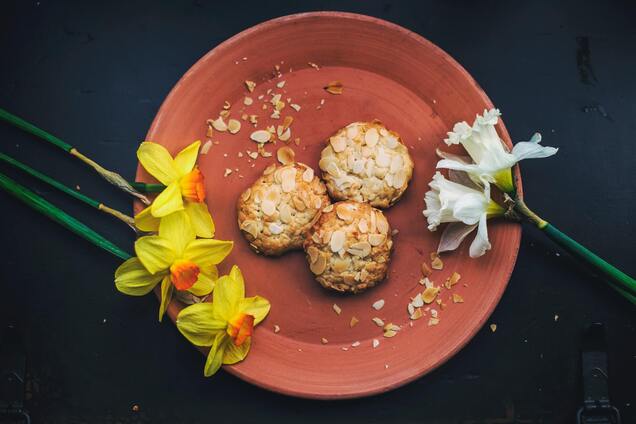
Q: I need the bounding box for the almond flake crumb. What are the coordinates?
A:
[445,272,461,289]
[250,130,271,143]
[341,347,349,351]
[223,168,232,177]
[384,323,400,332]
[452,293,464,303]
[290,103,301,112]
[421,262,432,277]
[308,61,320,70]
[372,299,385,310]
[412,293,424,308]
[351,341,361,348]
[276,80,286,88]
[332,303,342,315]
[219,109,230,119]
[490,323,497,332]
[372,339,380,348]
[228,119,241,134]
[321,337,328,344]
[274,325,280,333]
[407,302,415,316]
[372,317,385,327]
[410,308,423,320]
[554,314,559,322]
[237,152,244,158]
[431,252,444,270]
[223,100,231,110]
[383,329,397,338]
[428,317,440,326]
[247,150,258,160]
[243,96,253,106]
[422,287,440,304]
[245,80,256,92]
[200,140,212,155]
[350,316,359,327]
[324,80,343,95]
[385,364,389,369]
[212,116,227,132]
[430,309,438,318]
[206,126,214,138]
[276,146,295,165]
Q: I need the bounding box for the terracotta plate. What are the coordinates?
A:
[137,12,521,399]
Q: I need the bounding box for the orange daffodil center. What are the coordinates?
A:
[176,265,271,377]
[114,210,233,321]
[134,140,215,238]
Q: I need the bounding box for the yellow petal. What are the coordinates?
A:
[115,257,164,295]
[173,140,201,176]
[151,181,184,217]
[228,265,245,299]
[223,337,251,365]
[188,271,216,296]
[211,275,240,321]
[134,235,176,274]
[238,296,271,325]
[204,332,228,377]
[158,275,173,322]
[184,201,215,238]
[158,210,195,256]
[134,206,160,233]
[137,142,180,185]
[177,303,226,346]
[183,239,233,268]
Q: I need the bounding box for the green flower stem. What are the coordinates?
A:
[0,107,154,202]
[129,182,166,193]
[0,152,136,229]
[0,171,131,261]
[514,198,636,303]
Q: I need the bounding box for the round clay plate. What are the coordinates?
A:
[137,12,521,399]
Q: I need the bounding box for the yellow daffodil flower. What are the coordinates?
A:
[176,265,270,377]
[135,140,215,238]
[115,211,233,321]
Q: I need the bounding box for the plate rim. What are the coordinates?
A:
[143,11,522,399]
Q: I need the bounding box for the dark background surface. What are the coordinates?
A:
[0,1,635,423]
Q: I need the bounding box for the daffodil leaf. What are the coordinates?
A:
[176,303,226,346]
[212,275,240,322]
[184,202,215,238]
[223,337,251,365]
[158,275,173,322]
[173,140,200,176]
[134,205,160,233]
[115,257,164,296]
[137,142,180,185]
[159,210,195,256]
[135,235,176,274]
[183,239,233,268]
[188,271,216,297]
[238,296,271,325]
[204,332,227,377]
[151,181,184,217]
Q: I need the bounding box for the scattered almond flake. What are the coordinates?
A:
[219,109,230,119]
[290,103,301,112]
[428,317,440,326]
[351,341,361,348]
[257,144,272,158]
[490,323,497,332]
[237,152,244,158]
[223,168,232,177]
[241,113,248,121]
[270,110,280,119]
[200,140,212,155]
[372,339,380,348]
[261,104,267,110]
[412,293,424,308]
[212,116,228,132]
[281,115,294,131]
[383,329,397,338]
[243,96,253,106]
[213,141,220,145]
[448,272,461,287]
[294,137,301,146]
[239,174,244,178]
[276,146,295,165]
[276,80,286,88]
[384,364,389,369]
[223,153,228,158]
[410,308,423,320]
[452,293,464,303]
[247,150,258,160]
[435,299,443,306]
[75,185,80,190]
[431,252,444,270]
[228,119,241,134]
[308,61,320,70]
[372,299,385,310]
[274,324,280,333]
[422,287,440,304]
[275,101,285,111]
[223,100,231,110]
[332,303,342,315]
[270,93,281,105]
[242,56,247,61]
[554,314,559,322]
[407,302,415,316]
[278,127,291,142]
[350,316,359,328]
[248,114,258,125]
[244,80,256,92]
[430,309,438,318]
[266,125,276,134]
[341,347,349,351]
[206,126,214,138]
[421,262,432,277]
[286,97,291,103]
[250,129,271,143]
[321,337,328,344]
[324,80,343,95]
[372,317,385,327]
[384,323,400,332]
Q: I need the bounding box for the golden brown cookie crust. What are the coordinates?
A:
[237,162,331,256]
[303,201,393,293]
[318,121,414,209]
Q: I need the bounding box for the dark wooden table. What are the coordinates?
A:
[0,1,634,423]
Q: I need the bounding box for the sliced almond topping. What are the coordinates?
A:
[244,80,256,92]
[329,135,347,153]
[422,287,440,304]
[452,293,464,303]
[372,317,385,327]
[292,196,306,211]
[212,116,228,132]
[372,299,385,310]
[330,230,345,252]
[368,233,386,247]
[269,222,283,235]
[282,115,294,131]
[332,303,342,315]
[307,246,319,264]
[240,188,252,202]
[322,204,334,213]
[335,203,354,222]
[376,214,389,234]
[324,80,343,95]
[310,253,327,275]
[278,127,291,142]
[350,317,359,327]
[200,140,212,155]
[276,146,295,165]
[348,241,371,257]
[250,130,271,143]
[357,219,368,233]
[279,203,293,224]
[280,167,297,193]
[332,257,350,273]
[431,252,444,270]
[239,220,259,239]
[412,293,424,308]
[302,167,314,182]
[228,119,241,134]
[383,330,397,338]
[384,323,400,332]
[410,308,423,320]
[365,127,379,146]
[290,103,301,112]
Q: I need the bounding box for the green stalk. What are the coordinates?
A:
[514,198,636,303]
[0,107,156,202]
[0,171,131,260]
[129,182,166,193]
[0,152,136,229]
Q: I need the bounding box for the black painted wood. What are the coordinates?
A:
[0,1,634,422]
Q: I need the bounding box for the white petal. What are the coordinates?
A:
[435,148,472,164]
[452,193,487,225]
[469,214,491,258]
[438,222,478,253]
[512,141,558,161]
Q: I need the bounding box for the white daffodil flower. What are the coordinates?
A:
[423,171,505,258]
[437,108,558,193]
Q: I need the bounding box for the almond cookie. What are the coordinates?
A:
[237,162,330,256]
[303,200,393,293]
[318,121,414,208]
